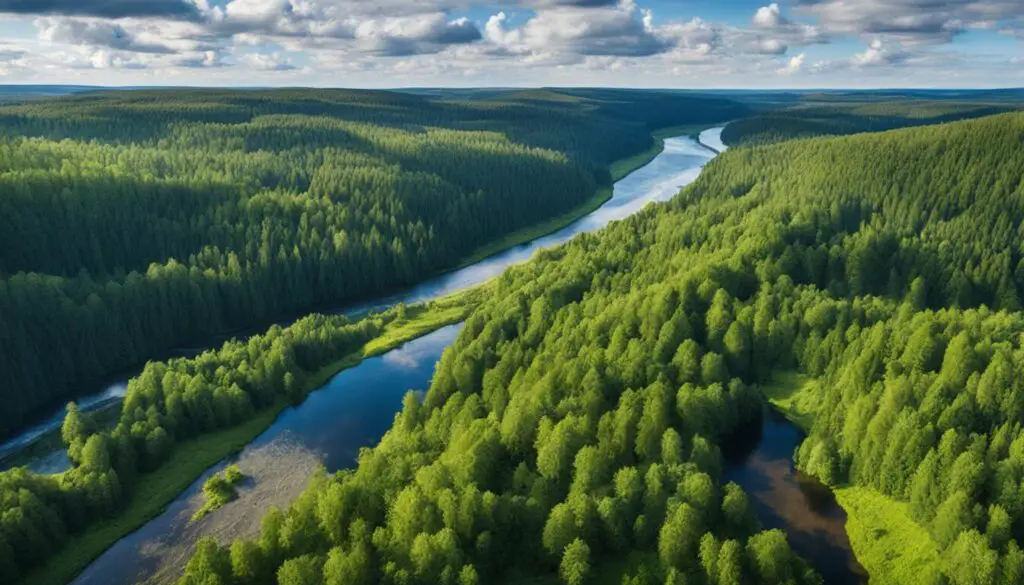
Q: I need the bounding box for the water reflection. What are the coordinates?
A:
[725,406,868,585]
[71,325,461,585]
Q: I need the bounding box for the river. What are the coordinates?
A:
[61,128,864,585]
[0,132,717,472]
[68,132,720,584]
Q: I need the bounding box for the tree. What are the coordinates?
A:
[746,530,794,584]
[61,403,92,466]
[277,554,324,585]
[945,530,998,585]
[658,503,703,571]
[323,545,372,585]
[230,540,267,585]
[559,539,590,585]
[180,538,232,585]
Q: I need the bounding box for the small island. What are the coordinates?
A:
[191,465,245,524]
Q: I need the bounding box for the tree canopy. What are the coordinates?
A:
[0,88,745,439]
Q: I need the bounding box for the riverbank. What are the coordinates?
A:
[0,128,703,468]
[21,290,481,585]
[453,134,671,272]
[760,372,943,585]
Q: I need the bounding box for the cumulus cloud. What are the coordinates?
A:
[3,0,1018,82]
[754,3,788,28]
[240,51,297,71]
[794,0,1024,44]
[176,50,227,68]
[87,49,150,69]
[202,1,485,56]
[486,0,668,60]
[36,17,213,54]
[0,0,199,20]
[354,15,482,56]
[757,38,788,54]
[779,52,805,74]
[852,39,908,67]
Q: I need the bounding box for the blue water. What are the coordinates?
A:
[71,325,461,585]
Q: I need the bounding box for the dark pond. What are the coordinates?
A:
[725,405,869,585]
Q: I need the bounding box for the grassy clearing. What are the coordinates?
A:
[834,486,943,585]
[22,294,478,585]
[760,371,819,432]
[762,371,944,585]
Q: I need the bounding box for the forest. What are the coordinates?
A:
[720,98,1020,146]
[0,88,745,439]
[153,111,1024,585]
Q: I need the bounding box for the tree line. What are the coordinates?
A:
[720,99,1017,146]
[0,88,746,439]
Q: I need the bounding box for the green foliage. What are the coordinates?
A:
[169,111,1024,585]
[1,295,473,585]
[835,486,943,585]
[559,539,590,585]
[721,99,1020,146]
[0,88,743,440]
[192,465,246,523]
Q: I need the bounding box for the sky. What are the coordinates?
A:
[0,0,1021,88]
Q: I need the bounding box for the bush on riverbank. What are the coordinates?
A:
[192,465,246,524]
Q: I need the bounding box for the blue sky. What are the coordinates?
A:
[0,0,1021,88]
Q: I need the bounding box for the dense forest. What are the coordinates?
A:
[0,88,745,439]
[720,99,1020,146]
[163,112,1024,585]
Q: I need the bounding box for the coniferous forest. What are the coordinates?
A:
[158,110,1024,584]
[4,89,1024,585]
[0,89,744,439]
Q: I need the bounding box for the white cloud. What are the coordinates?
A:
[852,39,908,67]
[754,3,787,28]
[240,51,297,71]
[795,0,1024,45]
[486,0,668,60]
[779,52,804,74]
[0,0,1014,85]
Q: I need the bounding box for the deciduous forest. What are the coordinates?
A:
[0,89,744,439]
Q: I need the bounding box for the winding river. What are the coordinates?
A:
[0,131,719,473]
[45,128,863,585]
